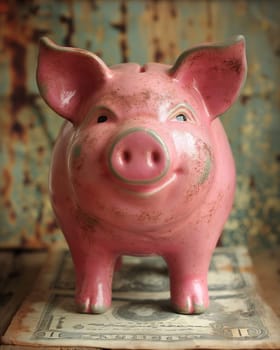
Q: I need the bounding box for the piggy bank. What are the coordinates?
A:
[37,36,246,314]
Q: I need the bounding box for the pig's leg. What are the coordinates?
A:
[114,256,122,271]
[73,247,116,314]
[165,251,211,314]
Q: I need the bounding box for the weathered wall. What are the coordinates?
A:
[0,0,279,250]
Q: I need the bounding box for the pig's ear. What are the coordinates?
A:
[36,37,111,124]
[170,36,247,120]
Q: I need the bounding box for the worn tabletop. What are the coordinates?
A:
[0,246,279,349]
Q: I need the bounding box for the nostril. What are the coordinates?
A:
[151,150,161,164]
[122,150,131,163]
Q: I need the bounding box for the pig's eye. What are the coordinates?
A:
[176,114,187,122]
[97,115,108,123]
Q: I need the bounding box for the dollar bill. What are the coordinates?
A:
[2,247,280,349]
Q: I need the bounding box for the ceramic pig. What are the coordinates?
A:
[37,36,246,314]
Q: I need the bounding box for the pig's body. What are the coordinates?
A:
[37,37,246,314]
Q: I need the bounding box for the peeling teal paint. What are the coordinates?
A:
[73,144,82,158]
[197,152,212,185]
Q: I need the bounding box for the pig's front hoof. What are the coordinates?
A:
[170,279,209,314]
[172,300,207,315]
[76,298,110,314]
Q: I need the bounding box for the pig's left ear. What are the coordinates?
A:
[170,36,247,120]
[36,37,112,124]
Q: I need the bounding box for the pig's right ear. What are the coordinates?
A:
[36,37,111,124]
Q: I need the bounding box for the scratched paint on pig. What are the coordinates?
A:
[0,0,279,251]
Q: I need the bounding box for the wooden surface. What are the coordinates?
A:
[0,251,47,337]
[251,246,280,318]
[0,246,279,349]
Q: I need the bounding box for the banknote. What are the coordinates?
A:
[2,247,280,349]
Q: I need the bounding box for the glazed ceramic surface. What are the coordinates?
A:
[36,36,247,314]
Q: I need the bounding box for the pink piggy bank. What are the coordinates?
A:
[37,36,246,314]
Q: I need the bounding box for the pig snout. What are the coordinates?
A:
[108,128,170,185]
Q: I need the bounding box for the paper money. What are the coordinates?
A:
[2,247,280,349]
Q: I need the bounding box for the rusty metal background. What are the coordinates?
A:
[0,0,279,250]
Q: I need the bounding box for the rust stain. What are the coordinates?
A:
[170,2,177,18]
[46,219,59,233]
[240,94,251,105]
[60,12,75,46]
[33,99,56,148]
[4,199,16,224]
[153,37,165,62]
[151,1,164,62]
[1,167,17,221]
[4,36,27,116]
[28,3,40,15]
[152,5,159,22]
[249,175,256,190]
[31,28,50,43]
[141,0,179,64]
[23,170,32,186]
[111,0,129,63]
[1,168,13,198]
[34,205,44,246]
[9,207,17,223]
[10,120,25,140]
[2,2,41,149]
[91,0,99,11]
[20,228,47,249]
[37,145,45,157]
